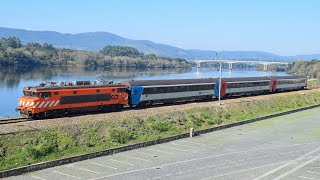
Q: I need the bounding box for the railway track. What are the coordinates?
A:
[1,87,319,126]
[0,117,28,125]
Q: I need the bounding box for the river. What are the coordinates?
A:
[0,66,288,117]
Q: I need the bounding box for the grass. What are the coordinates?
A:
[0,90,320,171]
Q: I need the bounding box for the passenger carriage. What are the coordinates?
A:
[121,78,217,106]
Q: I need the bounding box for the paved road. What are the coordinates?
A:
[7,107,320,180]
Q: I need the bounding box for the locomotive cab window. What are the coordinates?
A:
[40,92,51,98]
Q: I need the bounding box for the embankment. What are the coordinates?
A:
[0,89,320,171]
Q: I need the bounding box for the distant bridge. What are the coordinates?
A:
[190,59,289,71]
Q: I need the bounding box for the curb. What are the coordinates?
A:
[1,104,320,178]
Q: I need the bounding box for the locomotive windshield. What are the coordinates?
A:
[23,91,51,98]
[23,91,38,97]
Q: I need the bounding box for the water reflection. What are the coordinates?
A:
[0,66,190,89]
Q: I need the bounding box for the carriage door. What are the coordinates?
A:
[270,80,278,92]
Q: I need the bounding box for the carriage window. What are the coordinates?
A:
[73,91,77,94]
[96,90,100,93]
[54,92,59,95]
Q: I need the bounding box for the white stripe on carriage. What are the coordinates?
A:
[38,101,45,108]
[277,83,306,89]
[33,102,39,108]
[18,101,22,106]
[53,100,60,107]
[142,82,215,88]
[25,102,30,106]
[49,101,55,107]
[140,90,214,101]
[43,101,51,108]
[22,101,26,106]
[29,102,34,107]
[226,86,270,94]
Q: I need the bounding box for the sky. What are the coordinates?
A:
[0,0,319,55]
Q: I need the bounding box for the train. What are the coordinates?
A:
[17,75,307,119]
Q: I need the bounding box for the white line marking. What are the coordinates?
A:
[299,176,319,180]
[146,149,174,155]
[152,177,161,179]
[176,172,183,175]
[274,155,320,180]
[52,170,82,179]
[89,142,318,180]
[72,165,100,174]
[49,101,55,107]
[33,102,39,108]
[89,162,117,169]
[307,171,320,175]
[253,146,320,180]
[159,145,193,152]
[31,175,46,180]
[109,159,134,165]
[53,100,60,106]
[171,142,201,149]
[38,101,45,108]
[120,154,149,161]
[43,101,51,108]
[136,151,157,157]
[184,140,212,147]
[202,160,291,180]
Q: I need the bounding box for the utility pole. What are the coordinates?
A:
[218,63,222,104]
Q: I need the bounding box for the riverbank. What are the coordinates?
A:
[0,89,319,171]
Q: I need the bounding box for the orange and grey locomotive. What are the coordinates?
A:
[17,81,128,119]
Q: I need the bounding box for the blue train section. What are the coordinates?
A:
[214,81,220,97]
[130,86,144,105]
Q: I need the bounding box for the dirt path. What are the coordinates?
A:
[1,88,319,134]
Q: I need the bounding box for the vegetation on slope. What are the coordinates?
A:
[1,91,320,171]
[287,59,320,87]
[0,37,191,68]
[287,59,320,78]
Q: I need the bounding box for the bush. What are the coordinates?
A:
[206,119,215,125]
[150,121,172,132]
[109,128,134,144]
[200,111,211,120]
[223,112,231,119]
[214,116,222,125]
[187,112,202,127]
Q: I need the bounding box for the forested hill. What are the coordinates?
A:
[0,37,191,68]
[287,60,320,78]
[2,27,320,60]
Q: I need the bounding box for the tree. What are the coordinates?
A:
[5,37,22,48]
[99,45,143,57]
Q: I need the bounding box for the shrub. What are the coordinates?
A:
[206,119,215,125]
[187,112,202,127]
[109,128,134,144]
[223,112,231,119]
[150,121,172,132]
[200,111,211,120]
[214,116,222,125]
